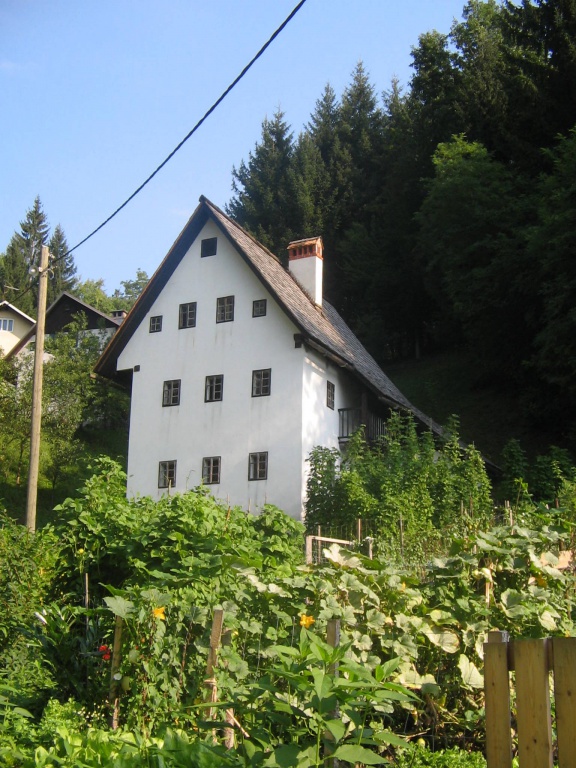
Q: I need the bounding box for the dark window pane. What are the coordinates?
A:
[201,237,217,257]
[252,299,267,317]
[216,296,234,323]
[158,460,177,488]
[252,369,271,397]
[149,315,162,333]
[179,302,197,328]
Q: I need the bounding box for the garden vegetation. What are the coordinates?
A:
[1,440,575,766]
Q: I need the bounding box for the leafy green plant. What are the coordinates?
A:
[228,627,413,767]
[306,414,493,565]
[393,745,486,766]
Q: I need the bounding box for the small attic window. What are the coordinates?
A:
[201,237,217,258]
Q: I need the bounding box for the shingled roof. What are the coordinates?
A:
[95,196,440,433]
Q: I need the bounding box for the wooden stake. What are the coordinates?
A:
[205,609,224,719]
[108,616,123,729]
[325,619,341,768]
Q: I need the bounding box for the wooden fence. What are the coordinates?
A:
[484,631,576,768]
[305,520,374,564]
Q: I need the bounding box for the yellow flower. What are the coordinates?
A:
[152,606,166,620]
[300,614,315,628]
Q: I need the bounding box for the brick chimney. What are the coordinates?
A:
[287,237,323,307]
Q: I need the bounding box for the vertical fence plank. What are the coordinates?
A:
[514,639,553,768]
[484,631,512,768]
[553,637,576,768]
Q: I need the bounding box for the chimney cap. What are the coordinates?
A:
[287,236,323,249]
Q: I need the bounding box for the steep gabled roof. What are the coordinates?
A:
[8,291,121,359]
[95,196,440,432]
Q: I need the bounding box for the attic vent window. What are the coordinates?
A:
[201,237,217,258]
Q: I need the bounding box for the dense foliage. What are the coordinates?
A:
[1,459,575,765]
[227,0,576,439]
[305,415,493,564]
[0,317,129,521]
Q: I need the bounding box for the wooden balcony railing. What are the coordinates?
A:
[338,408,387,443]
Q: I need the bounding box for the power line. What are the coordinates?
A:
[54,0,308,265]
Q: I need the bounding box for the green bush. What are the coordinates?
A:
[394,746,486,766]
[306,414,493,565]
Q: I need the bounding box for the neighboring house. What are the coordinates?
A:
[0,302,35,356]
[7,292,124,359]
[95,196,439,519]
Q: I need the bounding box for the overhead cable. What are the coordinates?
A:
[56,0,308,264]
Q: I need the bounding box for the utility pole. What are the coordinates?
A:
[26,244,50,532]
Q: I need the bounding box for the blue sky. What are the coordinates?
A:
[1,0,466,295]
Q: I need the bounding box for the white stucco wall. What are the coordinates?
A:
[118,220,307,518]
[0,312,34,355]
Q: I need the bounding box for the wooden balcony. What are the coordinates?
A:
[338,407,387,443]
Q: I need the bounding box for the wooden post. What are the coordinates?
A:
[325,619,341,768]
[356,518,362,542]
[205,608,224,719]
[514,639,553,768]
[484,631,512,768]
[365,536,373,560]
[25,244,50,532]
[552,638,576,767]
[108,615,123,729]
[305,535,313,565]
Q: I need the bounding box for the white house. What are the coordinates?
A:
[0,302,35,356]
[96,196,438,519]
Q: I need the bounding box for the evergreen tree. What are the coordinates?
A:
[337,62,384,223]
[0,197,50,317]
[227,109,298,258]
[0,198,77,317]
[449,1,510,158]
[500,0,576,171]
[48,224,77,303]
